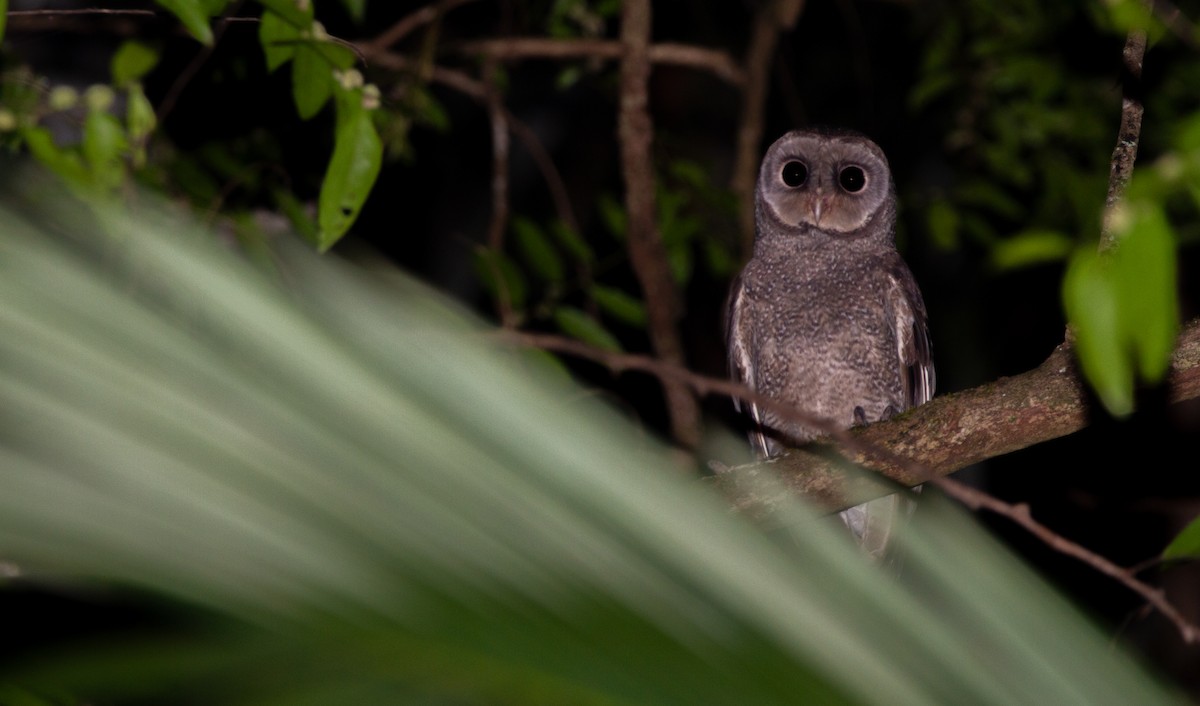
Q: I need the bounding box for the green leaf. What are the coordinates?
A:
[316,87,383,249]
[1113,205,1178,381]
[1063,248,1132,416]
[512,217,565,283]
[549,220,593,265]
[259,10,301,72]
[666,240,693,285]
[1163,515,1200,560]
[668,159,709,190]
[292,43,334,119]
[597,193,627,241]
[83,110,129,190]
[926,200,959,250]
[702,235,737,277]
[314,37,358,71]
[21,127,90,187]
[553,305,623,352]
[256,0,312,25]
[990,229,1072,270]
[1175,113,1200,153]
[408,85,450,132]
[472,248,528,314]
[154,0,215,45]
[0,0,7,45]
[555,65,584,90]
[125,84,158,167]
[111,41,160,87]
[339,0,366,22]
[590,284,647,328]
[272,188,320,247]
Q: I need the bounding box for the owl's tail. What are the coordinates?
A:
[839,488,920,561]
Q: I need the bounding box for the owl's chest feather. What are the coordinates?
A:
[737,247,904,415]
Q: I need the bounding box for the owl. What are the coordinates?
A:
[725,127,935,557]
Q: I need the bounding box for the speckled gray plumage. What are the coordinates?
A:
[726,128,934,555]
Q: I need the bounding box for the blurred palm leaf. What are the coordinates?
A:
[0,175,1179,705]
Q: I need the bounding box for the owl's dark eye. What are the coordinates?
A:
[781,161,808,187]
[839,166,866,193]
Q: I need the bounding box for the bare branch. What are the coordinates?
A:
[362,0,481,54]
[483,59,510,252]
[361,52,582,242]
[1099,22,1149,251]
[936,476,1199,644]
[731,0,805,260]
[458,38,746,86]
[504,320,1200,500]
[1149,0,1199,49]
[498,324,1200,645]
[617,0,702,450]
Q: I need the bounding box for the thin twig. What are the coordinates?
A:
[6,8,158,17]
[363,52,581,239]
[935,475,1199,644]
[362,0,481,54]
[731,0,805,260]
[156,0,245,127]
[458,38,746,86]
[483,58,510,252]
[1149,0,1199,49]
[1099,20,1148,250]
[617,0,702,450]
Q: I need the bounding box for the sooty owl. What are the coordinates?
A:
[726,127,934,557]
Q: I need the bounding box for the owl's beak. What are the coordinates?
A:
[810,193,832,226]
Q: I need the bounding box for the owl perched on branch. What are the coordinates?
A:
[726,128,935,557]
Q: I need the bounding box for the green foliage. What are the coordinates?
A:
[1063,202,1178,417]
[339,0,367,22]
[110,41,159,87]
[1060,108,1200,416]
[553,305,623,352]
[317,79,383,249]
[259,7,306,71]
[0,188,1180,704]
[514,216,567,283]
[590,283,647,328]
[473,247,529,314]
[909,0,1113,263]
[15,75,151,197]
[990,229,1073,270]
[250,6,383,248]
[472,157,735,354]
[1163,515,1200,561]
[0,1,385,250]
[154,0,226,45]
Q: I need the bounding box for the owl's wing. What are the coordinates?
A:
[886,264,935,409]
[725,274,775,458]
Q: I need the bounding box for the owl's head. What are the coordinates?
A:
[756,128,895,237]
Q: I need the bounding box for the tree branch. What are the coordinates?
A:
[731,0,805,260]
[361,0,481,54]
[935,475,1199,644]
[361,52,581,241]
[498,325,1200,644]
[457,38,746,86]
[500,320,1200,515]
[483,58,510,252]
[617,0,702,450]
[1100,23,1148,251]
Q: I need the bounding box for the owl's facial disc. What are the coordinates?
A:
[758,130,893,237]
[775,160,873,232]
